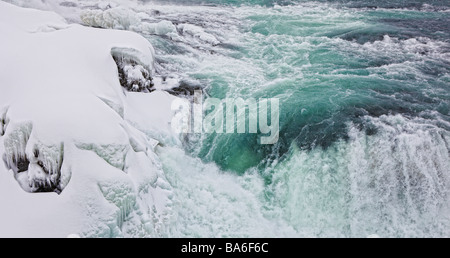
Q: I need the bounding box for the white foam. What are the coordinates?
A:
[269,114,450,237]
[157,146,297,237]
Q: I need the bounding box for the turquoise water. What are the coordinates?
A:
[2,0,449,238]
[185,2,450,172]
[144,0,450,237]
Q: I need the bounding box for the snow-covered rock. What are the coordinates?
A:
[80,6,140,30]
[0,1,178,237]
[80,5,179,38]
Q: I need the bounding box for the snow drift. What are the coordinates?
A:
[0,1,179,237]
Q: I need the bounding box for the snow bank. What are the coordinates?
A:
[0,1,179,237]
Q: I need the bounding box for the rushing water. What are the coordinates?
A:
[145,0,450,237]
[11,0,450,237]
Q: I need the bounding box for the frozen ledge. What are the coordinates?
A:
[0,1,176,237]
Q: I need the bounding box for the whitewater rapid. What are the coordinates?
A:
[1,0,449,237]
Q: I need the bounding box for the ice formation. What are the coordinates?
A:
[113,56,154,93]
[80,7,140,30]
[0,1,178,237]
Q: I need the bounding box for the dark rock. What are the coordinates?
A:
[166,80,203,97]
